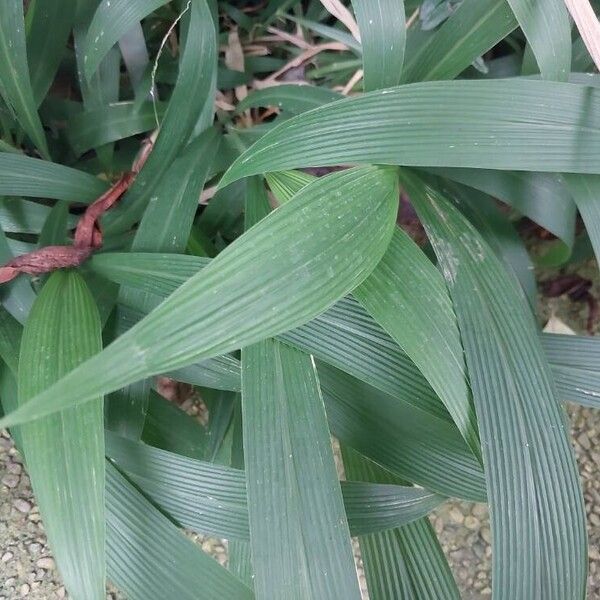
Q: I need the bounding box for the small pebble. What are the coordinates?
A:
[19,583,29,597]
[464,516,480,530]
[1,551,13,562]
[36,557,55,570]
[7,462,22,474]
[13,499,31,513]
[2,474,19,488]
[449,507,465,524]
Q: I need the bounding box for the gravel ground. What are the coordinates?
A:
[2,263,600,598]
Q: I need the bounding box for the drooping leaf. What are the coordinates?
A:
[403,169,587,600]
[104,0,217,233]
[428,167,576,266]
[220,80,600,186]
[0,153,108,202]
[105,460,254,600]
[318,362,487,501]
[0,166,399,427]
[0,0,49,157]
[236,84,343,115]
[242,338,361,599]
[84,0,171,80]
[18,270,104,599]
[105,427,443,540]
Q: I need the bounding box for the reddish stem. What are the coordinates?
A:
[0,138,153,285]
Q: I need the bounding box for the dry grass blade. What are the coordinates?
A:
[564,0,600,71]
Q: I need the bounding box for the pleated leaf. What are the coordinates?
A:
[18,271,104,599]
[105,460,253,600]
[0,166,399,427]
[354,227,480,459]
[404,169,587,600]
[241,339,361,599]
[106,430,442,540]
[220,80,600,186]
[342,447,460,600]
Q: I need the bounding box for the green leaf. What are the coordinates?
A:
[236,85,343,115]
[106,127,218,438]
[242,338,360,599]
[0,304,21,375]
[563,174,600,266]
[351,0,406,90]
[282,296,450,423]
[140,389,209,459]
[89,252,211,296]
[105,460,253,600]
[106,428,442,541]
[342,447,460,600]
[506,0,570,80]
[403,169,587,599]
[0,226,35,322]
[0,198,76,234]
[27,0,77,104]
[319,362,486,501]
[354,227,480,460]
[402,0,518,83]
[84,0,170,80]
[0,0,49,157]
[18,270,104,599]
[428,167,576,266]
[66,101,167,157]
[0,166,399,427]
[221,80,600,186]
[0,153,108,202]
[104,0,217,233]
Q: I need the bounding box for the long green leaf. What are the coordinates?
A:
[0,153,108,202]
[429,167,576,265]
[242,338,357,599]
[27,0,77,104]
[351,0,406,90]
[66,101,167,157]
[105,460,253,600]
[236,84,343,115]
[0,0,49,157]
[342,447,460,600]
[84,0,171,80]
[402,0,517,83]
[563,174,600,265]
[221,80,600,186]
[105,430,443,540]
[18,270,104,599]
[104,0,217,233]
[0,166,399,427]
[404,169,587,600]
[319,362,487,501]
[506,0,570,80]
[354,227,480,459]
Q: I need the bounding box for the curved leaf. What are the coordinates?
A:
[0,166,399,427]
[18,271,104,599]
[221,80,600,186]
[404,169,586,600]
